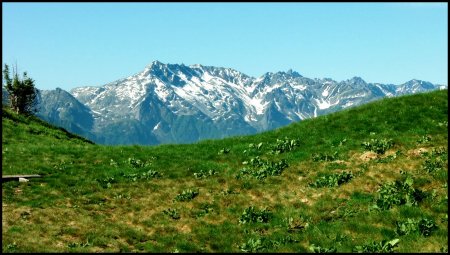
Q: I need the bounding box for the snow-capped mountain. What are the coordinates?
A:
[33,61,447,145]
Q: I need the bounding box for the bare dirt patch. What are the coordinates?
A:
[178,224,191,233]
[408,147,429,157]
[359,151,378,161]
[333,160,350,165]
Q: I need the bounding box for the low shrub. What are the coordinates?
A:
[353,238,400,253]
[417,135,431,144]
[372,175,426,210]
[193,203,214,218]
[362,138,394,155]
[270,137,300,154]
[97,176,116,189]
[312,151,339,162]
[239,206,272,224]
[309,244,337,253]
[122,169,162,182]
[237,157,288,180]
[309,171,354,188]
[396,217,438,237]
[243,142,264,155]
[239,237,266,252]
[423,158,445,173]
[193,169,218,179]
[218,148,230,155]
[175,189,199,202]
[239,235,298,253]
[163,208,180,220]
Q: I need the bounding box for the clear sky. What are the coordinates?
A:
[2,2,448,91]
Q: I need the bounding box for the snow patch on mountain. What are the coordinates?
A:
[322,87,329,97]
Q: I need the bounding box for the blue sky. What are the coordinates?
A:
[2,2,448,91]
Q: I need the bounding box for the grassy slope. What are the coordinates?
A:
[2,90,448,252]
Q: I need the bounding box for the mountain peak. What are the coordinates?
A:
[348,76,366,84]
[403,79,435,89]
[145,60,165,70]
[261,69,303,79]
[404,79,426,85]
[152,60,163,65]
[190,63,203,68]
[286,69,302,78]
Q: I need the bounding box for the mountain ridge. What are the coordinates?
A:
[13,61,447,145]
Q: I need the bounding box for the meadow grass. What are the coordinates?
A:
[2,90,448,252]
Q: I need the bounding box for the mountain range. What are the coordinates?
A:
[3,61,446,145]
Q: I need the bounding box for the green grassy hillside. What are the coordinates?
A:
[2,90,448,253]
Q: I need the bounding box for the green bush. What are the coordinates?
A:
[309,244,337,253]
[218,148,230,155]
[193,203,214,218]
[373,176,426,210]
[126,157,152,168]
[270,137,300,154]
[395,218,418,236]
[122,169,162,182]
[143,169,162,178]
[284,216,308,233]
[110,159,119,167]
[239,237,266,252]
[220,188,239,196]
[418,218,438,236]
[417,135,431,144]
[423,158,445,173]
[193,169,218,179]
[312,151,339,162]
[431,147,448,157]
[243,142,264,155]
[362,138,394,155]
[375,150,402,163]
[420,147,447,173]
[163,208,180,220]
[67,239,91,249]
[353,238,400,253]
[4,242,18,252]
[309,171,354,188]
[396,217,437,237]
[239,206,272,224]
[175,189,199,202]
[96,176,116,189]
[239,235,297,253]
[237,157,288,180]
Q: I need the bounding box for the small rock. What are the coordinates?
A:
[300,198,309,204]
[19,178,29,183]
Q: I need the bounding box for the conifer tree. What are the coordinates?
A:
[2,64,37,115]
